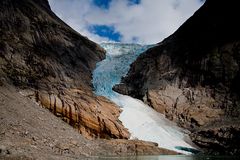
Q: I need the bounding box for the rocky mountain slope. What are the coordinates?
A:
[114,0,240,154]
[0,0,176,158]
[0,0,130,139]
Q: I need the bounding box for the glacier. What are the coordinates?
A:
[92,43,197,155]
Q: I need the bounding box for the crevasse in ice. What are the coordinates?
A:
[92,43,197,154]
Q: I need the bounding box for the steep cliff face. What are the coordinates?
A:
[0,0,129,139]
[114,0,240,154]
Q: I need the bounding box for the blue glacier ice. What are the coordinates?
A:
[92,43,197,155]
[93,43,152,99]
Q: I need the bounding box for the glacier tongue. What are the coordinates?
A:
[92,43,196,154]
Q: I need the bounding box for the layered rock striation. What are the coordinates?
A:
[114,0,240,154]
[0,0,129,139]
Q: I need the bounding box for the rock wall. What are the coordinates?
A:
[0,0,129,139]
[114,0,240,154]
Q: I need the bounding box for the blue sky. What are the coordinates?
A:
[93,0,141,9]
[89,25,122,41]
[89,0,141,41]
[49,0,204,44]
[93,0,112,9]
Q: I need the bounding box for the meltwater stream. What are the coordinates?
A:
[93,43,196,155]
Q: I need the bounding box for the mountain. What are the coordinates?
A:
[0,0,174,158]
[114,0,240,154]
[0,0,130,139]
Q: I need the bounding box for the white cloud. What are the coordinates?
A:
[49,0,204,44]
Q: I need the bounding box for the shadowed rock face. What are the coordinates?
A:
[114,0,240,154]
[0,0,129,139]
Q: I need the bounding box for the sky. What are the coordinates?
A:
[49,0,204,44]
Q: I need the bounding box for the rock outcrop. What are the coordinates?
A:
[0,84,178,159]
[114,0,240,154]
[0,0,129,139]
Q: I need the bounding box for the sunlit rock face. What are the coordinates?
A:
[113,0,240,155]
[93,43,197,154]
[0,0,129,139]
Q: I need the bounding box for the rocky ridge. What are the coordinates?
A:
[114,0,240,154]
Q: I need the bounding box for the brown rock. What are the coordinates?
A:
[191,120,240,155]
[36,89,129,139]
[98,139,179,156]
[145,86,223,128]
